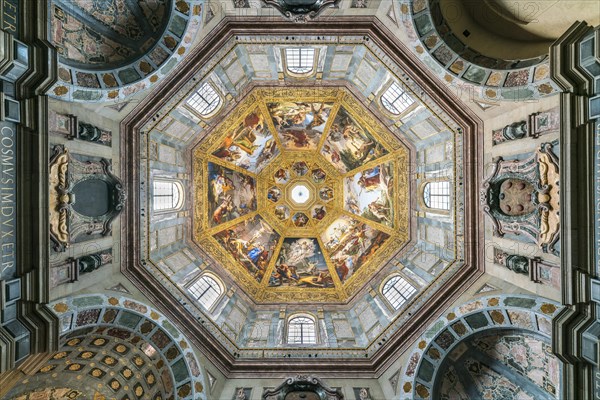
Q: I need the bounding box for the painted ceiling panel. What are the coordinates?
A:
[192,87,410,303]
[137,36,465,355]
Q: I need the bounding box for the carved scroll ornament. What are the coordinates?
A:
[480,141,559,255]
[263,375,343,400]
[261,0,340,22]
[49,145,127,252]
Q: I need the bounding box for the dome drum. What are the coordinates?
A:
[122,19,483,372]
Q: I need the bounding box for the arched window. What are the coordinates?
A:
[153,180,184,211]
[188,274,223,311]
[287,315,317,344]
[423,181,450,211]
[284,48,316,75]
[381,82,414,115]
[382,275,416,310]
[186,82,222,117]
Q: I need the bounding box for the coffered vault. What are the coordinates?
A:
[121,18,482,376]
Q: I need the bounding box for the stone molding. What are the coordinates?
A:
[550,21,599,400]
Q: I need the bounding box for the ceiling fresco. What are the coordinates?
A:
[132,33,468,359]
[49,0,203,102]
[193,87,410,303]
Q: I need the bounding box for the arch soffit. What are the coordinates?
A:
[399,293,561,400]
[49,0,203,103]
[49,294,207,400]
[399,0,559,101]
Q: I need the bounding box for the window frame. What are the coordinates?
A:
[418,178,452,215]
[378,80,415,117]
[286,313,318,345]
[184,81,223,119]
[282,48,319,78]
[380,274,417,311]
[186,273,225,313]
[152,179,185,213]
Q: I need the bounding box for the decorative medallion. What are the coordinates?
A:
[481,141,560,255]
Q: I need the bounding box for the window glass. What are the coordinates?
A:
[381,82,414,115]
[287,316,317,344]
[382,275,417,310]
[188,275,222,310]
[423,181,450,210]
[153,181,182,211]
[186,82,221,116]
[285,48,315,75]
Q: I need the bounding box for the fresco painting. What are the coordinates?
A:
[321,106,388,172]
[268,186,282,203]
[207,162,257,227]
[195,90,410,302]
[344,163,394,227]
[267,102,334,150]
[274,205,290,221]
[269,238,333,288]
[311,168,326,183]
[274,168,290,184]
[212,109,279,173]
[292,212,309,227]
[319,187,334,202]
[213,216,280,283]
[312,205,327,221]
[321,216,390,283]
[292,161,309,176]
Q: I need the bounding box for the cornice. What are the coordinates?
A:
[120,16,484,377]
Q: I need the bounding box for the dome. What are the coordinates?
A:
[51,0,172,70]
[192,88,410,303]
[126,26,477,362]
[49,0,202,101]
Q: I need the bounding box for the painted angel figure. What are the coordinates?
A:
[367,197,392,224]
[211,172,234,200]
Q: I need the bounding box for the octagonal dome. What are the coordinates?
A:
[192,88,409,303]
[127,25,477,366]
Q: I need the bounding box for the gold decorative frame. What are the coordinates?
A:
[192,87,410,303]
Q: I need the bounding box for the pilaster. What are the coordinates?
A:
[0,0,59,376]
[551,21,600,399]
